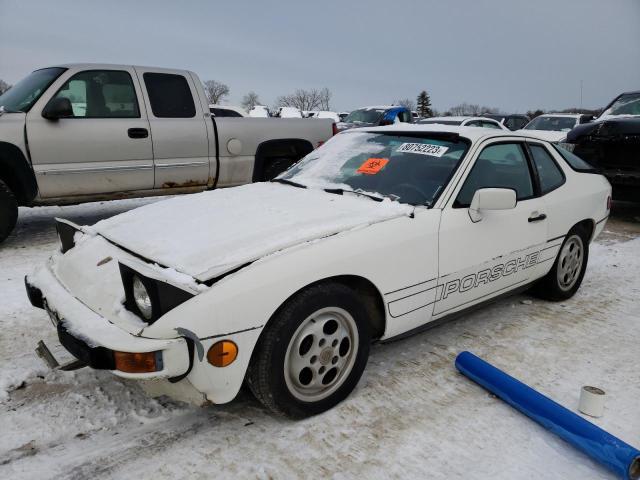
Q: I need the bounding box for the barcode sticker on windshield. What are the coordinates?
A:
[397,143,449,157]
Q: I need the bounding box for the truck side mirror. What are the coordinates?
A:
[42,97,73,120]
[469,188,517,223]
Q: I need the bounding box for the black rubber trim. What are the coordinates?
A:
[57,323,115,370]
[199,324,263,341]
[24,276,44,309]
[168,337,194,383]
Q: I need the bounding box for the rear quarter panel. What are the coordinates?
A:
[215,117,334,186]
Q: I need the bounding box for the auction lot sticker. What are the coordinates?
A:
[357,157,389,175]
[398,143,449,157]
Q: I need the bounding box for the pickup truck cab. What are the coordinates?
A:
[0,64,335,242]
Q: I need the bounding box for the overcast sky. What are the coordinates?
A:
[1,0,639,113]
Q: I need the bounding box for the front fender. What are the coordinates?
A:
[141,211,439,403]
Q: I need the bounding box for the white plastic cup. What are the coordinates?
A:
[579,386,606,418]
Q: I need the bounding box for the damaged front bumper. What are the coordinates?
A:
[25,264,190,381]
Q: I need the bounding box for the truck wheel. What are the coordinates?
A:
[247,282,371,418]
[534,226,589,301]
[262,158,295,181]
[0,179,18,243]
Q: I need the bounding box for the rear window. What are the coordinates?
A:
[143,73,195,118]
[210,107,242,117]
[553,145,596,172]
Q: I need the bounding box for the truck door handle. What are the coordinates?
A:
[528,213,547,222]
[128,128,149,139]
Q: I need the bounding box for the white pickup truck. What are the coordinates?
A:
[0,64,335,242]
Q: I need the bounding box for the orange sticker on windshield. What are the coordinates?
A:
[357,158,389,175]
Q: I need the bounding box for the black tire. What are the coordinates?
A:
[534,225,589,301]
[0,179,18,243]
[261,157,295,181]
[247,282,371,419]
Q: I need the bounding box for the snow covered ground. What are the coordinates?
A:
[1,198,639,480]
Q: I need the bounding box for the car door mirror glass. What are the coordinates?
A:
[469,188,517,222]
[42,97,73,120]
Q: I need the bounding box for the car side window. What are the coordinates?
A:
[529,144,564,193]
[481,120,501,129]
[51,70,139,118]
[143,73,196,118]
[466,120,481,127]
[455,143,533,207]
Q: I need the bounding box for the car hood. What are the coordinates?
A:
[567,118,640,143]
[91,182,412,282]
[519,129,568,143]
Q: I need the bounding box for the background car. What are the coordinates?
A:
[248,105,271,117]
[418,116,507,129]
[315,111,340,122]
[482,113,530,131]
[277,106,303,118]
[209,104,246,117]
[566,91,640,201]
[520,113,593,142]
[338,111,349,121]
[337,105,413,131]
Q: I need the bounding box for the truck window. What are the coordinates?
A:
[143,73,196,118]
[50,70,140,118]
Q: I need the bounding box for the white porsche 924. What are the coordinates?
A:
[26,124,611,418]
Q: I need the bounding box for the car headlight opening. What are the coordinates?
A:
[132,275,153,320]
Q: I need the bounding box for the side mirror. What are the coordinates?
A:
[42,97,73,120]
[469,188,517,223]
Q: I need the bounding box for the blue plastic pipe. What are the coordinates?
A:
[455,351,640,480]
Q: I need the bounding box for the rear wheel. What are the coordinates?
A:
[534,226,589,301]
[247,283,371,418]
[0,179,18,243]
[261,157,296,181]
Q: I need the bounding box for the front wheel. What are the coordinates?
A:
[534,227,589,301]
[247,283,371,418]
[0,179,18,243]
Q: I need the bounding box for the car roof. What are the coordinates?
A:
[421,116,497,122]
[356,105,402,111]
[535,113,583,118]
[355,123,543,142]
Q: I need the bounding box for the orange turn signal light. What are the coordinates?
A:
[114,350,160,373]
[207,340,238,367]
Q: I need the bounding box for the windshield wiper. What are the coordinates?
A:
[271,178,307,189]
[324,188,384,202]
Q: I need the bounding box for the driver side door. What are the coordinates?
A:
[434,140,547,317]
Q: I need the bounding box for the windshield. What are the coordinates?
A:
[600,93,640,118]
[279,131,470,206]
[524,116,577,132]
[0,67,65,113]
[343,109,385,124]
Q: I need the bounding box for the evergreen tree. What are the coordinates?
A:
[416,90,433,118]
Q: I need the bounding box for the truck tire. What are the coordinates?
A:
[247,282,371,418]
[0,179,18,243]
[262,157,296,181]
[533,225,589,301]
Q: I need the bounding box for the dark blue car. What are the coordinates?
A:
[337,105,413,131]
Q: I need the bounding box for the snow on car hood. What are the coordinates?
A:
[91,182,413,282]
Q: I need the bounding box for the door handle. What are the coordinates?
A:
[128,128,149,139]
[528,213,547,222]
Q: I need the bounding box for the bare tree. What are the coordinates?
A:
[241,91,261,111]
[395,98,416,111]
[0,79,11,95]
[319,87,332,111]
[277,87,332,111]
[446,102,498,116]
[203,80,230,104]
